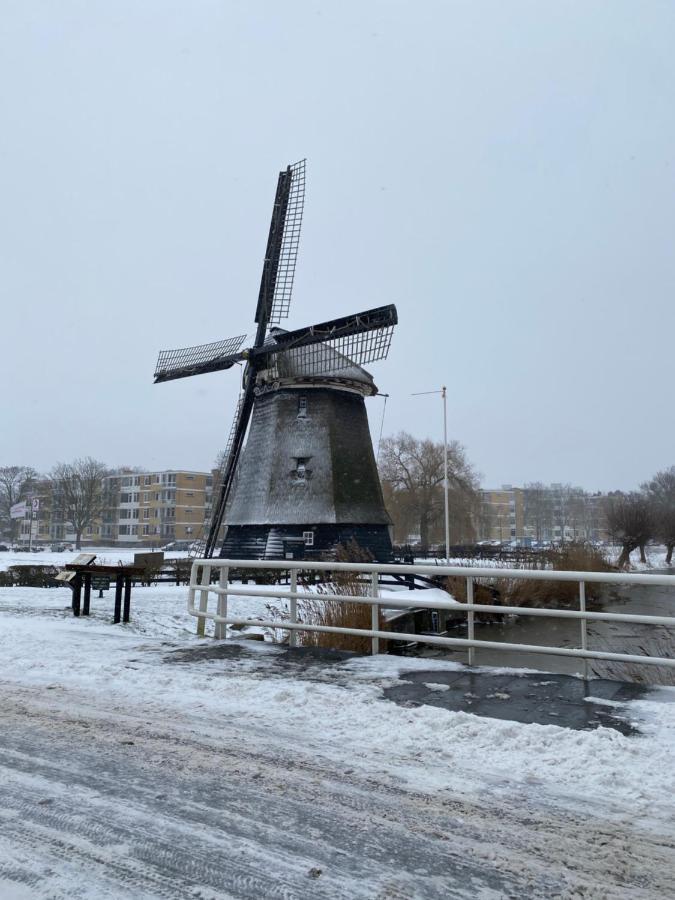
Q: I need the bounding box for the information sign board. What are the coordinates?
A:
[90,576,111,591]
[10,501,26,519]
[72,553,97,567]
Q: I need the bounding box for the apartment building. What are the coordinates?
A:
[12,469,213,548]
[480,486,526,542]
[101,470,213,546]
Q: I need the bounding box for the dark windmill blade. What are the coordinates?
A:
[203,377,256,558]
[154,334,247,384]
[254,160,306,344]
[250,304,398,377]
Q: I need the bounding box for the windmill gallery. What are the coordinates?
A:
[154,161,398,562]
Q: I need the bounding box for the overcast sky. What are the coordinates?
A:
[1,1,673,491]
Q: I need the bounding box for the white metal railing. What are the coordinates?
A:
[187,559,675,671]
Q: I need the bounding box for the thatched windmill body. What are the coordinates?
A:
[154,161,397,560]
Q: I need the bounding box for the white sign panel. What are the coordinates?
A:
[31,498,40,512]
[10,501,26,519]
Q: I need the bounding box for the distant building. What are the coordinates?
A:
[480,486,525,542]
[479,483,610,544]
[13,469,213,547]
[101,470,213,546]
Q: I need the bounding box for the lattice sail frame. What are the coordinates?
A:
[269,159,305,324]
[154,334,246,382]
[267,324,395,379]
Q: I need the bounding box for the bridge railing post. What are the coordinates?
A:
[214,566,228,639]
[196,564,211,637]
[579,580,589,680]
[371,571,380,655]
[289,568,298,648]
[467,576,475,666]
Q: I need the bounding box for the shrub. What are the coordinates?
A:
[7,565,61,588]
[299,568,384,653]
[0,570,15,587]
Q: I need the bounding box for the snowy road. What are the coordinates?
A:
[3,682,674,900]
[2,586,675,898]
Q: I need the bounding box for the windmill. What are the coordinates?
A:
[154,160,397,560]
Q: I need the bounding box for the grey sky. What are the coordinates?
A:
[1,1,673,491]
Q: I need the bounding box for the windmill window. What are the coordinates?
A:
[297,395,308,417]
[303,531,314,546]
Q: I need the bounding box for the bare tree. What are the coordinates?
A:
[50,458,109,548]
[642,466,675,564]
[379,432,480,547]
[0,466,38,541]
[523,482,553,541]
[605,492,654,567]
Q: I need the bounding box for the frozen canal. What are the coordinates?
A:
[1,585,675,898]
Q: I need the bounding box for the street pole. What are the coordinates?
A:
[412,387,451,563]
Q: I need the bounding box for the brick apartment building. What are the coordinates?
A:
[100,470,213,546]
[13,469,213,548]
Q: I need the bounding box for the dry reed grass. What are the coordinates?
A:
[298,566,385,654]
[446,543,615,612]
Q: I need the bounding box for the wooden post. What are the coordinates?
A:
[113,576,123,624]
[72,574,82,618]
[82,572,92,616]
[123,576,132,623]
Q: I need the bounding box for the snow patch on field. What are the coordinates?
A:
[1,582,675,830]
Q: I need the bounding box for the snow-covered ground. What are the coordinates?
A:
[0,546,188,572]
[1,582,675,897]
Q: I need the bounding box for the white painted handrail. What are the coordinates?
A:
[187,558,675,670]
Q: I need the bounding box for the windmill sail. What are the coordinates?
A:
[203,380,256,558]
[154,334,247,383]
[270,159,305,324]
[190,393,246,558]
[255,159,306,337]
[254,304,397,378]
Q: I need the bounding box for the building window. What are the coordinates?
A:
[143,525,150,536]
[119,525,129,536]
[143,492,150,502]
[303,531,314,546]
[144,508,150,520]
[144,476,151,486]
[293,458,310,481]
[298,395,308,417]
